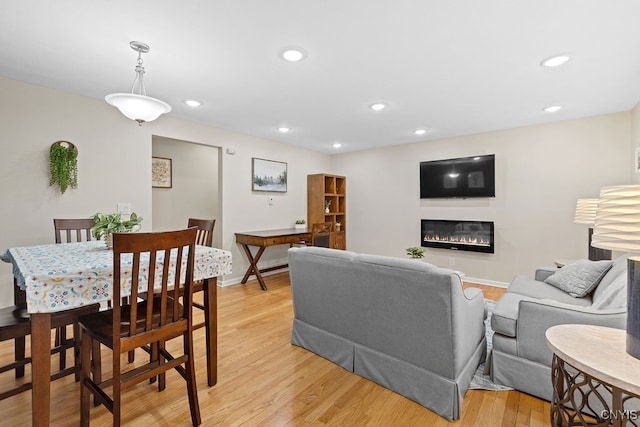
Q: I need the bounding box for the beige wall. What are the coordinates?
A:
[0,76,330,307]
[631,101,640,184]
[331,113,632,285]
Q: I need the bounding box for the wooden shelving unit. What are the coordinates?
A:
[307,173,346,250]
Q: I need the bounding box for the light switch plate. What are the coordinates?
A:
[117,203,132,215]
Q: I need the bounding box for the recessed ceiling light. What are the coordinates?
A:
[541,55,570,68]
[370,103,386,111]
[184,99,201,107]
[543,105,563,113]
[413,129,429,136]
[277,126,291,133]
[281,48,306,62]
[332,142,342,148]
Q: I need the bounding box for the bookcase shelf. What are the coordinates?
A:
[307,174,346,250]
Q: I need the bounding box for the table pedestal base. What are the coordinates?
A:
[551,355,640,427]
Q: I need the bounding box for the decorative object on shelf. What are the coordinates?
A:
[405,247,425,259]
[325,200,331,213]
[335,222,341,232]
[49,141,78,194]
[252,158,287,192]
[294,219,306,229]
[105,41,171,125]
[152,156,172,188]
[91,212,143,249]
[591,185,640,359]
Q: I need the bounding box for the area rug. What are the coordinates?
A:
[468,299,513,391]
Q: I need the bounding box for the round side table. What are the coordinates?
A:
[546,325,640,426]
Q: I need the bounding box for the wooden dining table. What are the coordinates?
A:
[1,240,232,427]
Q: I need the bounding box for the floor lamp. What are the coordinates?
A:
[574,198,611,261]
[591,185,640,359]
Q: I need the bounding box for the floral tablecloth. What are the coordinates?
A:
[1,240,232,313]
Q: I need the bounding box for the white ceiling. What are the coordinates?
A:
[1,1,640,154]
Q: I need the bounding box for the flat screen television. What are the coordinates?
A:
[420,154,495,199]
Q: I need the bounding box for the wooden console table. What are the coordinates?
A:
[235,228,311,290]
[546,324,640,426]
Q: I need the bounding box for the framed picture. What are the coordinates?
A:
[252,158,287,192]
[152,157,172,188]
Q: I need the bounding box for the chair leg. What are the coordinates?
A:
[73,323,81,381]
[158,341,166,392]
[80,330,91,427]
[57,326,67,371]
[185,333,201,426]
[14,336,26,378]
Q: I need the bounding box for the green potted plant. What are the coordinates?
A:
[294,219,306,229]
[405,246,425,259]
[91,212,143,249]
[49,141,78,194]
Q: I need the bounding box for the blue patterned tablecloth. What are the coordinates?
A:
[1,240,232,313]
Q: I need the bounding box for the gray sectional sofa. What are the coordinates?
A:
[287,246,486,421]
[489,254,630,400]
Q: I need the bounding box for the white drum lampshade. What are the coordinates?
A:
[592,185,640,359]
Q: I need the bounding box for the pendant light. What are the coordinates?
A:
[105,41,171,125]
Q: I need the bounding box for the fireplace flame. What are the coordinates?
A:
[423,233,491,247]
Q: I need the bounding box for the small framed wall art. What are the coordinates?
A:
[152,156,172,188]
[252,158,287,192]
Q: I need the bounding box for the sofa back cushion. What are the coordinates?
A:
[591,270,627,310]
[591,253,633,302]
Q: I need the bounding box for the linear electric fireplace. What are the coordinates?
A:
[421,219,494,253]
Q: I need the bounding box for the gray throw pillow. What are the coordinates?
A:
[544,259,613,297]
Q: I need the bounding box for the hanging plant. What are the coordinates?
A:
[49,141,78,194]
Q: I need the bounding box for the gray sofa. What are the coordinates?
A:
[287,246,486,421]
[489,254,630,400]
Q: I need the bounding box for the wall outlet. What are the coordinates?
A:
[448,258,455,266]
[117,202,132,215]
[268,197,274,206]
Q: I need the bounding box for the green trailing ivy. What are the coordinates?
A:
[49,141,78,194]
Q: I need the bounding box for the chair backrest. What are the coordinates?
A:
[53,218,96,243]
[311,222,332,248]
[111,228,198,352]
[187,218,216,247]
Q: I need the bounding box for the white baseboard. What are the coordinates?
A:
[463,276,509,288]
[218,257,290,287]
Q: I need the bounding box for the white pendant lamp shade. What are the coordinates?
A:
[591,185,640,252]
[105,93,171,123]
[574,198,599,225]
[105,41,171,125]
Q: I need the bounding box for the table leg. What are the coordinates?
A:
[203,277,218,386]
[239,244,268,291]
[31,313,51,427]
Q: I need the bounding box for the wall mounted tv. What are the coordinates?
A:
[420,154,495,199]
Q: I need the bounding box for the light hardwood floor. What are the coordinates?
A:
[0,273,551,426]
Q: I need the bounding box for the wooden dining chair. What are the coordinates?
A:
[0,279,100,401]
[52,218,97,372]
[54,218,96,243]
[79,228,201,426]
[186,218,215,331]
[311,222,332,248]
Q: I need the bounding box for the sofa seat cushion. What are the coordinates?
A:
[506,275,593,307]
[491,293,539,337]
[543,259,613,297]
